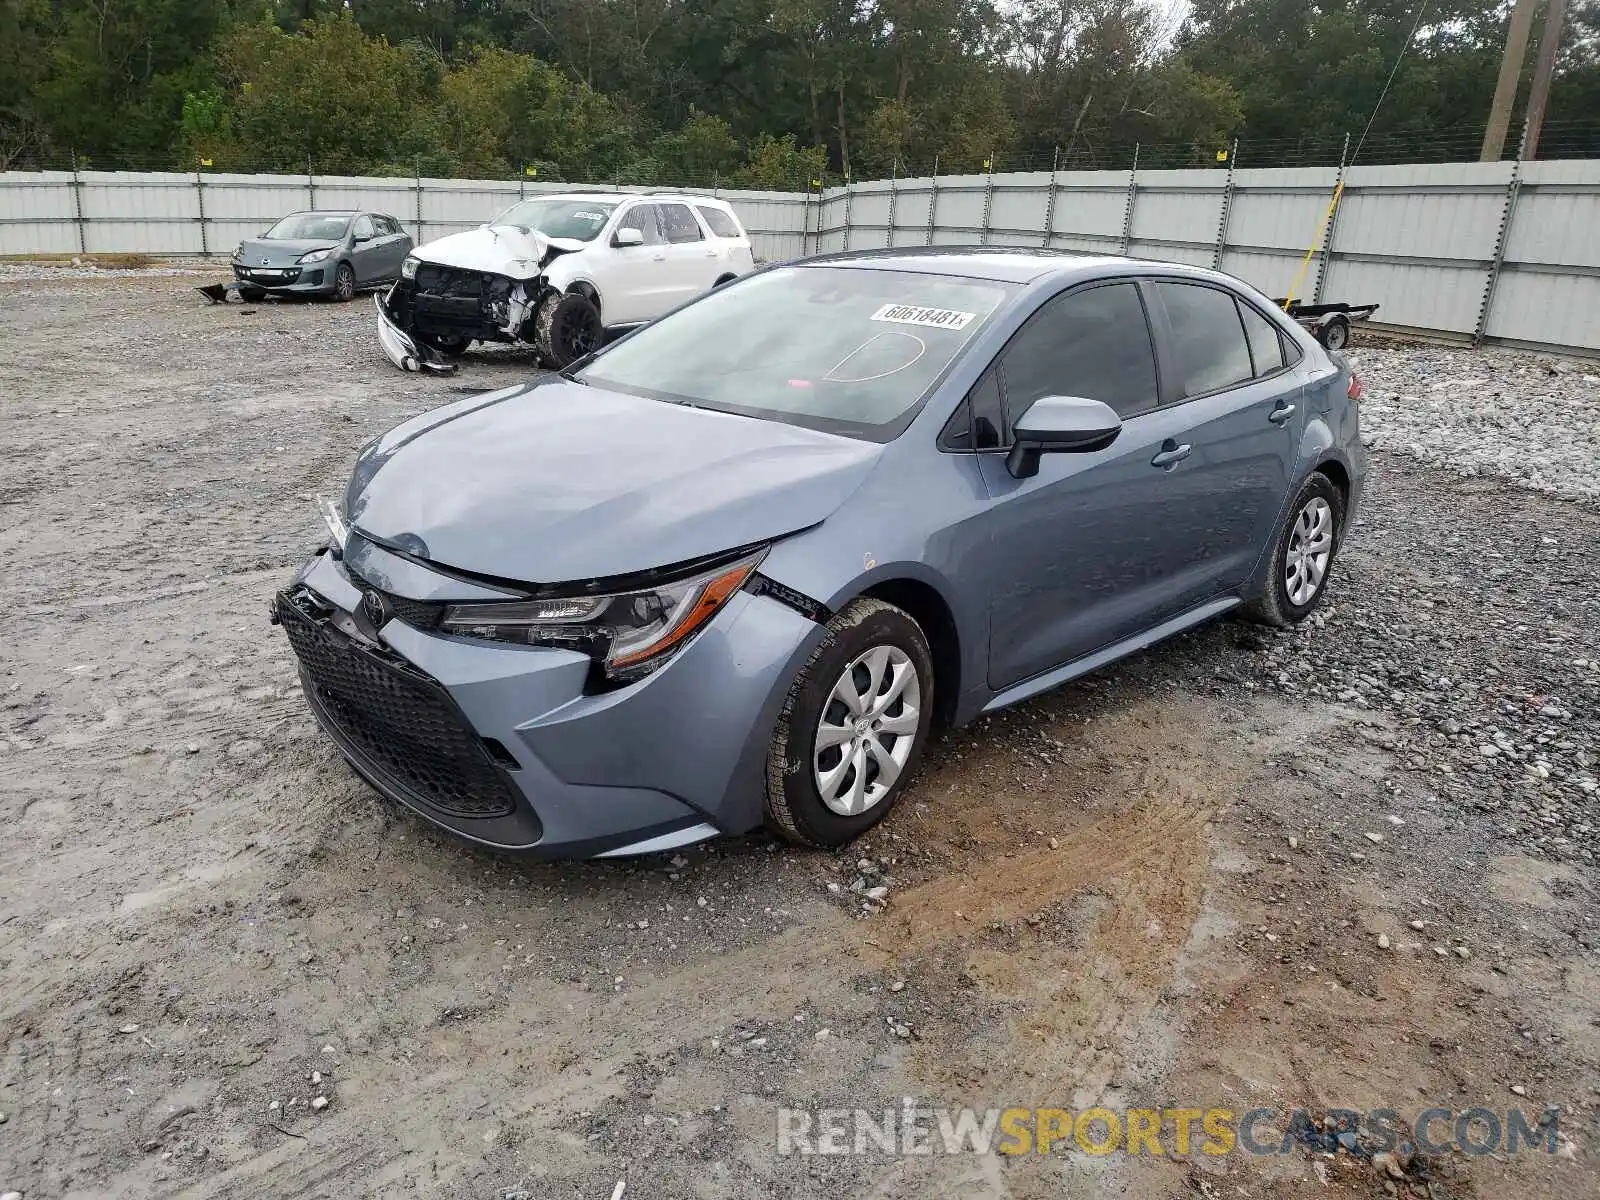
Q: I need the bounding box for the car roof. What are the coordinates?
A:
[798,247,1235,286]
[533,191,733,208]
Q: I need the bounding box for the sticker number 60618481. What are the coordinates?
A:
[869,303,976,330]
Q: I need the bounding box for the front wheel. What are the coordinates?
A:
[1242,472,1345,627]
[332,262,356,302]
[765,598,935,848]
[532,291,602,368]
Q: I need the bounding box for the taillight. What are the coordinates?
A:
[1347,373,1365,401]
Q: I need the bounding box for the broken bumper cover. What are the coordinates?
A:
[375,291,456,375]
[276,546,824,858]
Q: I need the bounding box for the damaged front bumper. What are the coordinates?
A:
[375,291,457,375]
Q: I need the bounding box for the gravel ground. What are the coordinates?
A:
[1354,342,1600,501]
[0,277,1596,1200]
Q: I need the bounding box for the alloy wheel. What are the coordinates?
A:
[335,264,355,301]
[1285,496,1334,606]
[813,644,921,816]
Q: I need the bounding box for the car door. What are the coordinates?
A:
[349,214,380,284]
[654,202,718,307]
[598,202,669,325]
[1142,279,1308,602]
[972,280,1210,690]
[373,216,409,279]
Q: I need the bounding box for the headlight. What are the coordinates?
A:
[297,247,333,264]
[439,550,766,681]
[232,243,244,260]
[400,255,419,279]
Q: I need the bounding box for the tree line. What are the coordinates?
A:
[3,0,1599,185]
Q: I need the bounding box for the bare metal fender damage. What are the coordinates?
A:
[375,224,585,373]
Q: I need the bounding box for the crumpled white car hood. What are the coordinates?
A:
[411,224,587,279]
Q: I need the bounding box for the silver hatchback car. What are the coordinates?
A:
[275,249,1365,858]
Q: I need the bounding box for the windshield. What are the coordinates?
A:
[264,213,351,241]
[577,266,1013,441]
[494,199,618,242]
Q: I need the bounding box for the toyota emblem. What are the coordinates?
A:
[362,590,389,627]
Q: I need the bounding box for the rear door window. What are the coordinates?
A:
[658,202,705,243]
[1154,282,1255,397]
[1239,302,1287,376]
[696,205,743,238]
[997,282,1160,423]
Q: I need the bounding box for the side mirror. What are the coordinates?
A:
[1005,395,1122,479]
[354,233,372,243]
[613,227,645,247]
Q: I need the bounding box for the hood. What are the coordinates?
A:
[344,379,882,584]
[413,224,587,280]
[237,238,339,267]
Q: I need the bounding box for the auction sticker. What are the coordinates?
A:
[870,303,976,330]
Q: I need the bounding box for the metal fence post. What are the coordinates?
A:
[1119,143,1140,255]
[1212,139,1239,270]
[414,160,424,245]
[519,164,526,201]
[1312,132,1350,304]
[980,151,995,245]
[885,160,899,248]
[926,154,940,246]
[307,154,316,209]
[70,150,87,255]
[195,165,208,256]
[1475,154,1523,346]
[1041,145,1060,248]
[841,172,854,251]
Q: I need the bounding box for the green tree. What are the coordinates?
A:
[652,110,741,184]
[217,14,422,172]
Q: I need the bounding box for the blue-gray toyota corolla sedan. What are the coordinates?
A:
[274,249,1366,858]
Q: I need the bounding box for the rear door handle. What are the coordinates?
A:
[1151,443,1192,468]
[652,253,666,261]
[1268,402,1297,424]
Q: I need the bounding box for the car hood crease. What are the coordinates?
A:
[345,379,883,584]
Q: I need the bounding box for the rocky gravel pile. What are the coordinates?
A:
[1352,343,1600,501]
[0,257,210,281]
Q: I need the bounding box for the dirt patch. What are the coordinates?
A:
[1,275,1596,1199]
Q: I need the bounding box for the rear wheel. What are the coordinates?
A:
[1242,472,1345,627]
[332,262,356,302]
[765,598,934,848]
[533,291,603,368]
[1319,315,1350,350]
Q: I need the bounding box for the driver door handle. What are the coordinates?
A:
[1268,402,1297,424]
[652,253,666,261]
[1150,442,1192,468]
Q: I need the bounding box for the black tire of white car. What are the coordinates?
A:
[533,291,603,369]
[765,598,934,849]
[1242,471,1345,628]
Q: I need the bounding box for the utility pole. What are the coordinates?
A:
[1520,0,1567,160]
[1481,0,1540,160]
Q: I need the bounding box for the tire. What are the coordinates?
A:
[532,291,603,368]
[418,333,472,358]
[1320,315,1350,351]
[332,262,356,302]
[764,598,935,849]
[1242,472,1346,628]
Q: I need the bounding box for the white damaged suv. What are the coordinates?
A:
[376,191,757,372]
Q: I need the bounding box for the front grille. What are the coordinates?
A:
[383,592,443,630]
[277,590,519,819]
